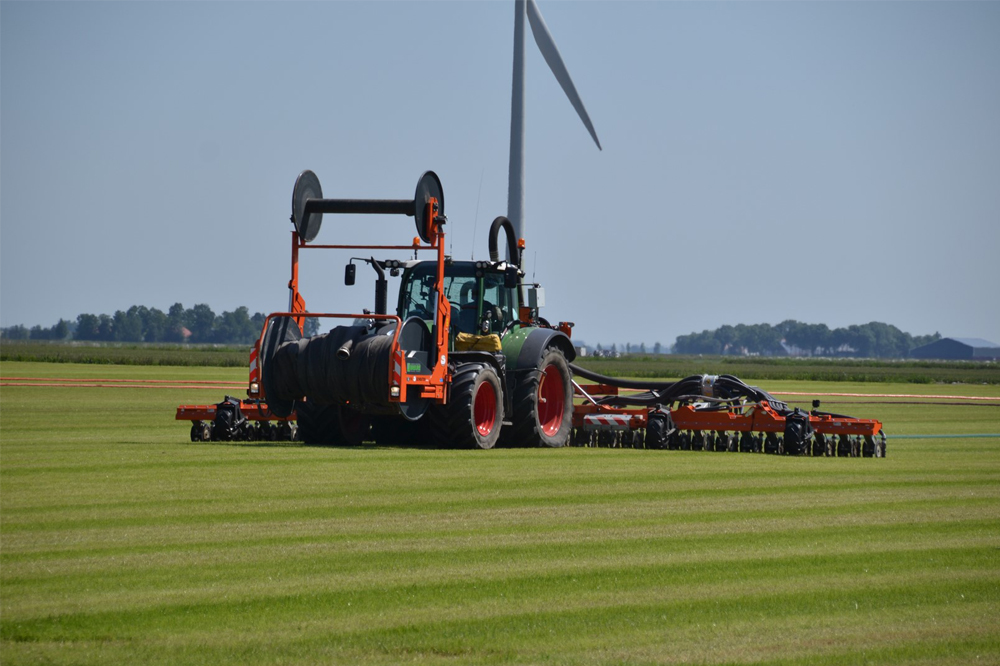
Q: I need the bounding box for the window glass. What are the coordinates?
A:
[398,264,518,330]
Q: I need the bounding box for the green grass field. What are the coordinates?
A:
[2,361,998,665]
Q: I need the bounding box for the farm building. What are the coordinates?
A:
[909,337,1000,360]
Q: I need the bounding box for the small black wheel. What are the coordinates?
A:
[726,433,737,452]
[646,412,672,450]
[764,433,780,454]
[714,432,728,452]
[678,432,691,450]
[691,431,705,451]
[812,433,828,457]
[837,434,852,457]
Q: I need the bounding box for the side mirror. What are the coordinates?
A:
[504,266,519,290]
[345,263,356,286]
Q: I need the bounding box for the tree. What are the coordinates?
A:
[113,309,143,342]
[2,325,30,340]
[214,307,256,344]
[142,307,169,342]
[187,304,216,342]
[97,314,115,341]
[166,303,187,342]
[653,341,661,355]
[52,319,70,340]
[76,314,100,340]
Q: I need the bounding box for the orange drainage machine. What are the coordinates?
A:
[176,171,452,436]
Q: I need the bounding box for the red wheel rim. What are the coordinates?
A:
[537,364,565,437]
[474,380,497,436]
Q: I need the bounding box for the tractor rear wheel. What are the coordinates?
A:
[428,363,503,449]
[509,347,573,448]
[296,401,370,446]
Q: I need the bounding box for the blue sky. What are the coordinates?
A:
[2,1,998,347]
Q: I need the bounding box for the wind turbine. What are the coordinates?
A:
[508,0,601,246]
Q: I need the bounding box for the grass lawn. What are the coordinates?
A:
[1,361,998,665]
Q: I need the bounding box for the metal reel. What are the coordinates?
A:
[291,170,324,242]
[413,171,445,243]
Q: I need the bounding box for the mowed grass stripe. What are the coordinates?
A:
[3,547,994,638]
[4,520,996,617]
[1,363,998,665]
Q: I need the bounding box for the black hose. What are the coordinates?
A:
[269,324,394,410]
[569,363,678,391]
[488,216,521,266]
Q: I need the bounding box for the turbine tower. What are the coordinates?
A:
[507,0,601,246]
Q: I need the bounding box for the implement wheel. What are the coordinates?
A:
[509,347,573,448]
[428,363,503,449]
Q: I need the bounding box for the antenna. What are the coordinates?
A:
[471,167,485,259]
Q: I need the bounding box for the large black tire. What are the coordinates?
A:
[296,401,370,446]
[428,363,503,449]
[508,347,573,448]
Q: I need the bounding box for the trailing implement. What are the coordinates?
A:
[569,368,885,457]
[177,169,884,457]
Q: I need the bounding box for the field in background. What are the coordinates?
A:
[577,354,1000,385]
[3,341,998,384]
[1,361,998,665]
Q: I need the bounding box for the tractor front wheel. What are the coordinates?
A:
[428,363,503,449]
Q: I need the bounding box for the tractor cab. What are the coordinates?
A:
[397,260,520,347]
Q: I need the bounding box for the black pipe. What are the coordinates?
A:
[489,216,521,266]
[569,362,677,391]
[305,199,414,217]
[372,258,388,315]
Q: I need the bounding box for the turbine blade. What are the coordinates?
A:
[526,0,601,150]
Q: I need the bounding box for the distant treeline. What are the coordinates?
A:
[0,304,321,346]
[3,310,939,359]
[672,320,940,359]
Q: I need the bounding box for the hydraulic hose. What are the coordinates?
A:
[568,362,677,391]
[488,216,521,266]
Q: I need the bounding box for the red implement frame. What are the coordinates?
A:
[176,197,451,424]
[572,383,882,437]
